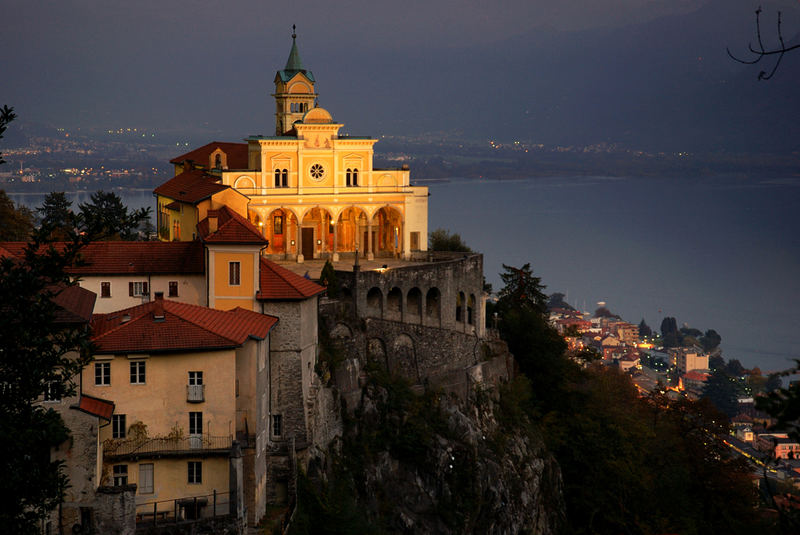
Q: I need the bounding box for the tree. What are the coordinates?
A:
[78,190,151,241]
[700,329,722,352]
[0,225,91,531]
[702,369,741,418]
[428,228,472,252]
[638,318,652,338]
[37,192,76,241]
[660,316,680,348]
[728,7,800,80]
[547,292,573,311]
[0,105,15,165]
[0,190,34,240]
[319,259,340,298]
[726,359,746,378]
[765,373,783,393]
[497,263,548,314]
[593,306,619,319]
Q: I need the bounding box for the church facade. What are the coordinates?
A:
[156,32,429,262]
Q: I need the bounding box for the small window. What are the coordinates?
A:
[101,282,111,298]
[139,464,154,494]
[352,168,359,186]
[43,381,61,402]
[281,169,288,187]
[189,412,202,435]
[129,281,149,297]
[168,281,178,298]
[272,414,282,437]
[95,362,110,386]
[346,168,352,187]
[188,461,202,484]
[274,169,281,187]
[229,262,241,286]
[113,465,128,486]
[130,361,145,384]
[112,414,126,439]
[188,371,203,386]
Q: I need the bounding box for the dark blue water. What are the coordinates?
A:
[426,176,800,374]
[11,177,800,373]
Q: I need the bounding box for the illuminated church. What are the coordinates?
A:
[155,30,429,261]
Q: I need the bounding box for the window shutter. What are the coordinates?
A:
[143,282,149,295]
[129,282,134,296]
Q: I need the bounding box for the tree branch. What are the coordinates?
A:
[727,8,800,80]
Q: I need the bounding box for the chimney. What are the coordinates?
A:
[208,211,218,234]
[183,160,192,172]
[153,299,165,321]
[154,291,164,301]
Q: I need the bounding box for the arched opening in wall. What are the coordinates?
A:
[263,208,295,255]
[367,338,388,371]
[426,288,441,327]
[456,292,465,323]
[386,287,402,321]
[214,154,222,169]
[373,206,403,258]
[302,207,335,259]
[391,334,419,382]
[341,286,352,301]
[249,211,265,237]
[336,207,369,256]
[346,168,352,187]
[329,322,353,340]
[407,287,422,322]
[366,287,383,319]
[468,294,476,325]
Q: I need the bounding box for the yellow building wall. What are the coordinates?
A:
[207,246,260,311]
[83,350,237,440]
[119,457,229,510]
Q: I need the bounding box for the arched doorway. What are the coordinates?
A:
[373,206,403,258]
[337,207,369,257]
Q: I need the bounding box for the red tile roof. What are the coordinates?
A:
[73,394,115,421]
[154,169,229,204]
[91,298,277,354]
[198,205,267,245]
[70,241,205,275]
[257,257,325,300]
[51,285,97,324]
[169,141,249,169]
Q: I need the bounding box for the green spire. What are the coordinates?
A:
[284,25,304,71]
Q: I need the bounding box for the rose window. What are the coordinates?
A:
[309,164,325,180]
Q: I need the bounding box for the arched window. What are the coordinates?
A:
[346,168,352,187]
[352,168,359,186]
[274,169,281,187]
[456,292,465,322]
[467,294,476,325]
[281,169,288,187]
[214,154,222,169]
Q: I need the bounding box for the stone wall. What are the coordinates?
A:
[95,485,137,535]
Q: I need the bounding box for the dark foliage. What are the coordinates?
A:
[0,189,34,240]
[78,190,151,241]
[638,318,652,338]
[319,259,340,298]
[702,369,741,419]
[428,228,472,252]
[37,192,76,241]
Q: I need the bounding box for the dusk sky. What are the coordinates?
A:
[3,0,798,144]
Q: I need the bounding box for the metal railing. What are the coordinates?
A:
[104,435,232,459]
[135,490,231,527]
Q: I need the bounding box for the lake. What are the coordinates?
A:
[10,176,799,374]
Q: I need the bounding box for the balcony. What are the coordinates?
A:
[187,384,204,402]
[103,434,232,460]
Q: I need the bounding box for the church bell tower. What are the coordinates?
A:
[273,27,317,136]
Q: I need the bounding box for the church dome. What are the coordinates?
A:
[302,107,334,124]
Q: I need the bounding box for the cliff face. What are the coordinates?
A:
[301,366,565,534]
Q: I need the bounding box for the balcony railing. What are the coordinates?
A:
[187,384,205,402]
[104,434,232,460]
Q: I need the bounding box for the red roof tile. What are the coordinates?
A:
[169,142,249,169]
[257,257,325,300]
[91,298,277,354]
[69,241,205,275]
[198,206,267,245]
[154,169,228,204]
[51,285,97,324]
[73,394,115,421]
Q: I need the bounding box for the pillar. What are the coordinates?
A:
[296,219,304,263]
[332,217,339,262]
[367,218,374,261]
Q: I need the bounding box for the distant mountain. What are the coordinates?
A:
[319,0,800,153]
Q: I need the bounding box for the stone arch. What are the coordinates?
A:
[456,291,465,323]
[367,337,388,370]
[386,287,403,321]
[426,287,441,327]
[288,81,313,93]
[373,205,404,258]
[260,207,300,255]
[301,207,336,258]
[390,334,419,382]
[366,287,383,319]
[377,174,397,188]
[407,287,422,323]
[468,294,476,325]
[329,322,353,340]
[337,206,369,255]
[234,175,255,190]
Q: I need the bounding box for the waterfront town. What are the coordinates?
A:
[548,301,800,489]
